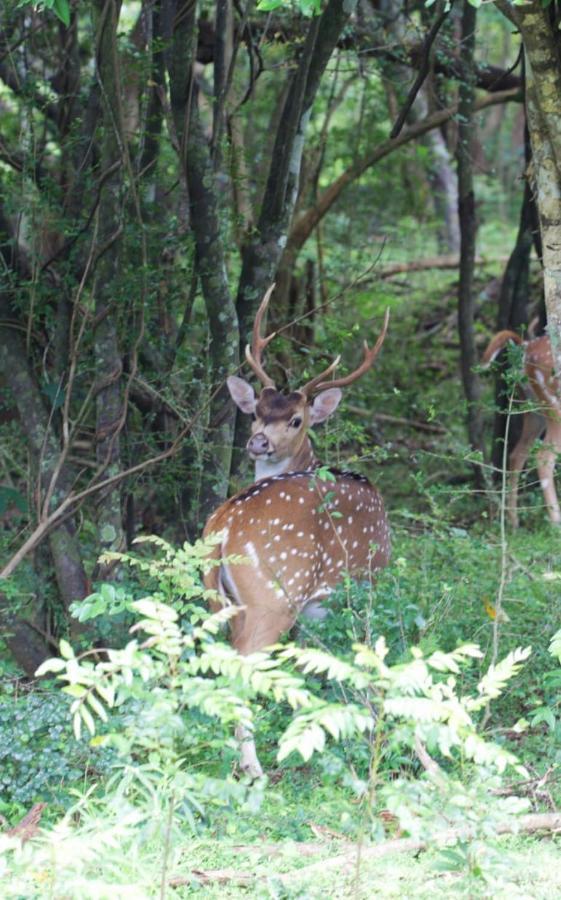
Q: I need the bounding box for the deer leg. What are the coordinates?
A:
[508,411,544,528]
[235,723,264,779]
[536,420,561,525]
[229,602,296,779]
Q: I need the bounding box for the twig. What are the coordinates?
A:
[414,735,446,786]
[483,388,515,729]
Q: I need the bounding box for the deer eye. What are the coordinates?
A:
[290,416,302,428]
[251,413,257,422]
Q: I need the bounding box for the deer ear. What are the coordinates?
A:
[227,376,258,414]
[309,388,342,424]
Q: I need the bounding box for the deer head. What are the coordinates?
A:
[227,285,390,479]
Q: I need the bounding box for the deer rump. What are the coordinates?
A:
[203,468,390,654]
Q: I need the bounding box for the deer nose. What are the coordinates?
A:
[247,432,270,456]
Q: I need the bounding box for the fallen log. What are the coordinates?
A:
[169,812,561,887]
[374,254,511,279]
[277,812,561,883]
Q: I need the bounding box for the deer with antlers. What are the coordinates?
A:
[482,329,561,528]
[203,287,390,776]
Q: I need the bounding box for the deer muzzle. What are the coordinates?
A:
[247,432,271,458]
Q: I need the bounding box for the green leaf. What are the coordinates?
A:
[80,704,96,736]
[548,628,561,663]
[49,0,71,26]
[63,683,87,698]
[35,657,67,676]
[41,379,66,408]
[86,692,108,722]
[530,706,556,731]
[59,639,75,660]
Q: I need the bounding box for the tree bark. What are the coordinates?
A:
[456,1,486,470]
[167,0,240,516]
[92,0,126,566]
[0,318,89,657]
[236,0,359,343]
[496,0,561,375]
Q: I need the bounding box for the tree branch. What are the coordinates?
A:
[288,87,520,256]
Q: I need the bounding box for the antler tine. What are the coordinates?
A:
[245,284,277,388]
[304,308,390,396]
[299,354,342,398]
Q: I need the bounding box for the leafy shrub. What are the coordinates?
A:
[0,535,537,894]
[0,684,113,815]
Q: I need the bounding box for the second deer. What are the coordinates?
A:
[483,329,561,527]
[203,287,391,776]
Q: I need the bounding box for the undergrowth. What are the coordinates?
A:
[2,527,560,897]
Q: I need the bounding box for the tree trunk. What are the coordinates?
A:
[167,0,240,518]
[0,318,89,663]
[496,0,561,374]
[457,0,486,470]
[427,123,461,254]
[92,0,126,566]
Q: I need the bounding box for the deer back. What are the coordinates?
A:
[203,469,389,652]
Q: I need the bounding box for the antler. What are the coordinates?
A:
[245,284,277,388]
[300,308,390,397]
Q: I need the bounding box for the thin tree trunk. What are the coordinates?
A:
[427,123,461,253]
[457,0,486,471]
[167,0,239,518]
[92,0,126,565]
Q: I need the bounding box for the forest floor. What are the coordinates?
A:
[169,834,561,897]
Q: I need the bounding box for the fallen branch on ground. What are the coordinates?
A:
[169,813,561,887]
[375,254,510,279]
[276,812,561,883]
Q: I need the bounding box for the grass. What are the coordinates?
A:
[161,834,561,897]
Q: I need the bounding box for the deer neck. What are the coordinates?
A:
[254,434,316,481]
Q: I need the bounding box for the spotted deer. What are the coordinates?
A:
[482,329,561,527]
[203,287,391,776]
